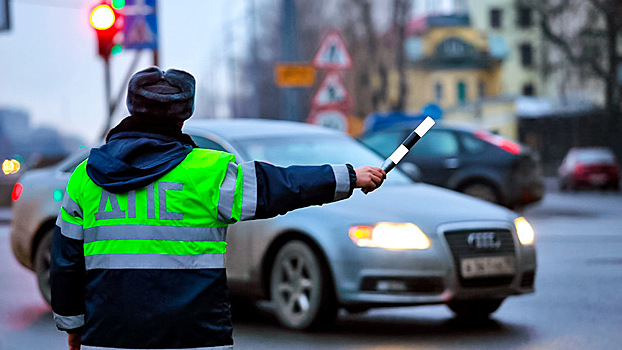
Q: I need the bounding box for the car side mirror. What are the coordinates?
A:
[399,162,422,182]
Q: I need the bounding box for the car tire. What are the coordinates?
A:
[34,228,53,305]
[447,298,505,319]
[460,182,501,204]
[270,240,337,330]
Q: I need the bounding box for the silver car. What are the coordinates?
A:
[10,119,536,330]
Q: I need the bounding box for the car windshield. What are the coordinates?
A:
[576,150,616,164]
[235,134,412,185]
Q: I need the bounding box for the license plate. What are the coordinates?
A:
[589,174,607,184]
[460,256,515,279]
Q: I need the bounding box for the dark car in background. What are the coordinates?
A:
[358,122,544,209]
[558,147,620,191]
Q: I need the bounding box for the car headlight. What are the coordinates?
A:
[348,223,431,250]
[514,217,535,245]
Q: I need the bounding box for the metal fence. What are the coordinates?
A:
[518,110,622,176]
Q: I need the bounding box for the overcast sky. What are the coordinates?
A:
[0,0,247,143]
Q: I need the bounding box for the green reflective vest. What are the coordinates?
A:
[58,148,254,270]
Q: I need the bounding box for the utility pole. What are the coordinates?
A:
[280,0,299,121]
[153,0,159,66]
[248,0,260,118]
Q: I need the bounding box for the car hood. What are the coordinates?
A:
[286,183,516,233]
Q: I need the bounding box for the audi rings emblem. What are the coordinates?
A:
[467,231,501,250]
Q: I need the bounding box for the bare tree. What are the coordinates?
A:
[343,0,411,116]
[523,0,622,115]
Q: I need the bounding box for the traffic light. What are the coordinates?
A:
[90,1,124,60]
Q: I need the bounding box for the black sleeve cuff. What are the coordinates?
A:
[346,164,357,196]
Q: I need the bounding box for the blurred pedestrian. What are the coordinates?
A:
[50,67,385,350]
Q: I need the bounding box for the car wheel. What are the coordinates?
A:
[460,182,500,204]
[447,298,504,319]
[34,228,53,305]
[270,240,337,330]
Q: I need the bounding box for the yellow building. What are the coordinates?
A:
[398,14,517,138]
[468,0,544,97]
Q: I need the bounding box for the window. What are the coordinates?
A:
[478,81,486,98]
[490,8,502,28]
[460,133,486,154]
[522,83,535,96]
[436,37,473,58]
[410,130,459,158]
[434,82,443,103]
[359,130,406,158]
[457,81,467,104]
[520,43,533,67]
[517,6,532,28]
[190,135,227,152]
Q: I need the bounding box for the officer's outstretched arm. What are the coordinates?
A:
[216,161,385,223]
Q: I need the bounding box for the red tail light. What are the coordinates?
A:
[474,131,522,155]
[11,183,23,201]
[574,164,586,175]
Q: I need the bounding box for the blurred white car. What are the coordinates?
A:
[10,119,536,330]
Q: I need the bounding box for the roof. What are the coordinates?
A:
[184,118,340,141]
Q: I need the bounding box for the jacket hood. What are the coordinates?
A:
[86,132,193,193]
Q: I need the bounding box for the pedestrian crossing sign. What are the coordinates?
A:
[313,31,352,70]
[123,0,158,50]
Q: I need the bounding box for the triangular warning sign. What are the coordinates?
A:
[313,31,353,70]
[312,72,351,109]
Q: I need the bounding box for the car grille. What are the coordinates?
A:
[444,229,516,288]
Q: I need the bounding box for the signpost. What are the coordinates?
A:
[309,110,348,132]
[308,30,353,132]
[311,71,352,110]
[123,0,158,51]
[313,31,353,70]
[275,64,316,87]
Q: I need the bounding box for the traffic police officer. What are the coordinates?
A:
[50,67,385,350]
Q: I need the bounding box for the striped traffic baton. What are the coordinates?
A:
[379,116,436,173]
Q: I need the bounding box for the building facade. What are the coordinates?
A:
[468,0,544,98]
[402,14,517,138]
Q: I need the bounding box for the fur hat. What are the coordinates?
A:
[126,67,196,120]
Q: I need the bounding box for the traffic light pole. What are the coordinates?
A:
[99,51,143,139]
[153,0,159,67]
[280,0,299,121]
[101,57,113,139]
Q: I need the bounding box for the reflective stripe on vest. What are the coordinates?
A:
[53,313,84,329]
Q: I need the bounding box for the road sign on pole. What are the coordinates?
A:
[313,31,352,70]
[123,0,158,50]
[309,109,349,132]
[311,71,352,110]
[275,64,316,87]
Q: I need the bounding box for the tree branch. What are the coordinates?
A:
[537,3,608,79]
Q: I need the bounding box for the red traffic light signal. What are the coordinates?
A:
[90,2,123,60]
[90,5,115,30]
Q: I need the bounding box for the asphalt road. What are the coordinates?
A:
[1,185,621,350]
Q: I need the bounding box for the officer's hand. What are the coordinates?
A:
[68,333,81,350]
[355,166,386,193]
